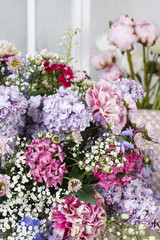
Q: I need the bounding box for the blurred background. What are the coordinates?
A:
[1,0,160,79]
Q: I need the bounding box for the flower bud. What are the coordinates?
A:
[86,80,93,87]
[37,132,44,139]
[138,224,146,230]
[120,213,130,220]
[51,135,60,144]
[138,230,145,235]
[45,132,53,139]
[128,227,135,235]
[148,236,156,240]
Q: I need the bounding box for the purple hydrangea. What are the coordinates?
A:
[111,78,146,101]
[0,85,27,137]
[100,178,160,230]
[43,87,92,135]
[24,95,47,139]
[41,220,61,240]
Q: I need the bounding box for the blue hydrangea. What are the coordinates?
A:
[18,217,42,240]
[0,85,27,137]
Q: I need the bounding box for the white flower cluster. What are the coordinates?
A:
[0,150,56,239]
[71,133,126,172]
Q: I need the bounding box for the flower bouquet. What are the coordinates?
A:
[0,28,160,240]
[91,14,160,109]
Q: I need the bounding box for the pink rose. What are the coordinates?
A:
[135,19,160,46]
[99,64,122,81]
[86,81,127,135]
[109,23,138,51]
[90,51,114,70]
[51,195,106,240]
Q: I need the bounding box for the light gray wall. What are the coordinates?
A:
[0,0,27,54]
[36,0,72,55]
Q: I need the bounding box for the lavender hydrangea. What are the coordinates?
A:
[41,220,61,240]
[43,87,92,135]
[111,78,146,101]
[24,95,47,139]
[100,178,160,230]
[0,85,27,137]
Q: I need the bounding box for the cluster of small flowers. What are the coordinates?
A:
[0,149,59,238]
[43,86,92,136]
[111,78,146,101]
[5,50,66,94]
[0,85,28,137]
[77,133,123,172]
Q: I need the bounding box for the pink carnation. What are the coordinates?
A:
[24,139,67,188]
[0,174,10,196]
[99,64,122,82]
[90,51,114,70]
[51,195,106,240]
[86,81,127,135]
[109,23,138,51]
[135,19,160,46]
[0,136,9,156]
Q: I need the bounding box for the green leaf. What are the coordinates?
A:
[73,186,97,205]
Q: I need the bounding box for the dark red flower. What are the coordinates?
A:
[59,74,71,88]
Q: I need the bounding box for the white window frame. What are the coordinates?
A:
[27,0,91,74]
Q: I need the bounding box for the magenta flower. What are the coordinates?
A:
[86,80,127,135]
[90,51,114,70]
[135,19,160,46]
[0,136,9,156]
[51,194,106,240]
[0,174,10,196]
[93,152,142,190]
[99,64,122,82]
[109,23,138,51]
[24,139,67,188]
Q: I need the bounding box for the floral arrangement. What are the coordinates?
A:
[0,27,160,240]
[91,14,160,109]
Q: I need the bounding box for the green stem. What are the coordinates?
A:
[65,157,78,163]
[63,176,71,180]
[66,163,78,168]
[152,84,160,109]
[127,50,135,80]
[66,33,73,65]
[143,45,149,108]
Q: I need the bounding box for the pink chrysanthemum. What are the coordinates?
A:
[0,174,10,196]
[24,139,68,188]
[134,132,146,151]
[86,80,127,135]
[51,194,106,240]
[6,55,22,71]
[68,178,82,192]
[145,122,159,143]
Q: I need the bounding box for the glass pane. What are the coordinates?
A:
[36,0,72,56]
[0,0,27,54]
